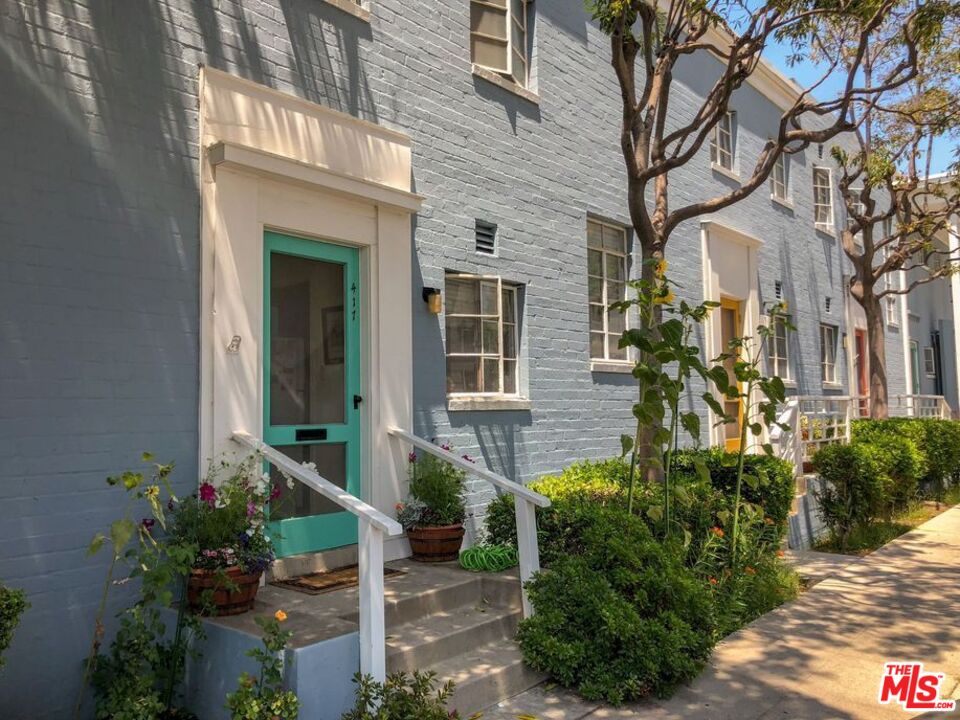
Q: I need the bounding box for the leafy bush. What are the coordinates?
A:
[484,459,626,563]
[853,418,960,501]
[398,449,466,528]
[341,671,457,720]
[516,506,715,704]
[813,443,886,552]
[671,448,795,531]
[0,584,27,670]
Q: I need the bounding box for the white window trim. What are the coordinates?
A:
[768,315,791,381]
[820,324,838,385]
[711,111,736,173]
[470,0,531,89]
[321,0,370,21]
[924,346,937,377]
[445,273,521,399]
[587,219,630,365]
[770,153,790,204]
[813,166,835,233]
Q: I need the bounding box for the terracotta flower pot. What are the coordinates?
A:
[406,524,465,562]
[187,566,261,616]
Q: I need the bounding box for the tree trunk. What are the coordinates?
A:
[635,240,665,485]
[862,294,889,419]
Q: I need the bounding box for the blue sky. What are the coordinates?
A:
[762,43,956,174]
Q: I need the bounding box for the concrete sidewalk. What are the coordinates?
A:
[481,506,960,720]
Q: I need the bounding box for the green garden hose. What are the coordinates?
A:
[458,544,519,573]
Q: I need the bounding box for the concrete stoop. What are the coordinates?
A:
[179,560,543,719]
[380,570,546,714]
[787,473,829,549]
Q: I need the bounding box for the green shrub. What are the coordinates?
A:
[516,506,715,704]
[341,671,457,720]
[671,448,795,530]
[484,459,626,563]
[853,418,960,501]
[0,584,28,670]
[813,443,886,552]
[858,434,923,512]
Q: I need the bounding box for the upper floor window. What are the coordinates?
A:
[470,0,532,88]
[587,219,628,362]
[771,153,789,201]
[767,315,791,380]
[813,167,834,231]
[445,274,519,396]
[711,112,736,171]
[881,245,898,325]
[821,324,838,384]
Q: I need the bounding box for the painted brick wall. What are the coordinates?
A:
[0,1,906,716]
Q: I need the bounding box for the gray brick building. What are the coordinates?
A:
[0,1,912,717]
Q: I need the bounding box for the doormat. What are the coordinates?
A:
[270,565,405,596]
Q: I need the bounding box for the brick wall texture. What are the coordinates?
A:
[0,1,908,716]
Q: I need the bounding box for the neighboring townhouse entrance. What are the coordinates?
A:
[720,297,743,452]
[263,231,362,556]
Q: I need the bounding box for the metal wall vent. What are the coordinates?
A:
[475,220,497,255]
[825,296,832,313]
[774,280,783,300]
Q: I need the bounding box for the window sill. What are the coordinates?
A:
[815,224,837,239]
[822,382,844,389]
[770,194,794,210]
[711,163,741,183]
[471,65,540,105]
[447,396,532,412]
[320,0,370,21]
[591,360,633,374]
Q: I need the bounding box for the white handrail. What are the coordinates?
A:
[233,431,402,535]
[388,427,551,508]
[387,426,550,617]
[232,430,400,684]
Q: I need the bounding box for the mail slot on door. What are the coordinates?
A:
[295,428,328,442]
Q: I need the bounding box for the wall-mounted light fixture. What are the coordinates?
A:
[422,287,442,314]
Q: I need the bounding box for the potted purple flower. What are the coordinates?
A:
[397,446,468,562]
[170,455,285,615]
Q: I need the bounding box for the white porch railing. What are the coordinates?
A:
[387,426,550,618]
[891,394,952,419]
[232,431,403,684]
[769,396,853,483]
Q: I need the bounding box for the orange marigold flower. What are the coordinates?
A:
[764,517,774,525]
[710,526,724,538]
[708,577,718,585]
[275,610,288,622]
[776,550,785,558]
[745,566,756,575]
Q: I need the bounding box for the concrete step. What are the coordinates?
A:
[342,574,483,628]
[427,636,547,716]
[386,601,522,673]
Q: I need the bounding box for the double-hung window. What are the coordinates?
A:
[470,0,531,88]
[767,315,791,380]
[820,324,838,384]
[711,112,736,171]
[881,244,898,325]
[813,167,834,231]
[587,219,628,362]
[445,274,519,396]
[924,346,937,377]
[771,153,789,201]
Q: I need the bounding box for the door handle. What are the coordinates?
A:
[353,394,363,410]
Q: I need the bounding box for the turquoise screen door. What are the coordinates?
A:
[263,231,361,557]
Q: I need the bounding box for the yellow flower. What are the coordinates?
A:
[274,610,288,622]
[144,485,159,498]
[653,289,676,305]
[655,258,669,277]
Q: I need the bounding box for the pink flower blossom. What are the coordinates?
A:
[408,451,417,463]
[199,482,216,507]
[462,454,475,463]
[247,501,256,518]
[270,484,282,501]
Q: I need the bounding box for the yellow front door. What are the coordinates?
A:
[720,298,743,452]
